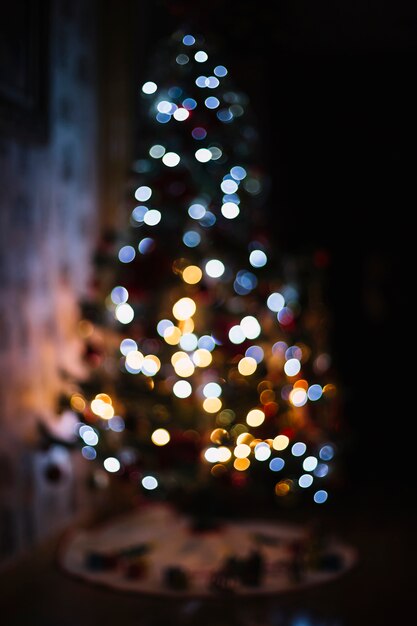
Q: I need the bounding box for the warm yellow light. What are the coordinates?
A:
[171,351,188,366]
[203,397,222,413]
[234,443,251,458]
[151,428,170,446]
[96,393,112,405]
[234,458,250,471]
[192,348,212,367]
[238,356,257,376]
[125,350,144,370]
[182,265,202,284]
[174,356,195,377]
[142,355,161,376]
[210,428,228,444]
[246,409,265,427]
[70,394,86,412]
[236,433,254,445]
[273,434,290,450]
[275,480,291,496]
[172,297,196,321]
[164,326,181,345]
[91,398,114,419]
[211,463,227,477]
[217,446,232,462]
[260,389,275,404]
[179,318,194,333]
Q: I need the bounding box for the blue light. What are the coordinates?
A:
[308,384,323,401]
[109,416,125,432]
[205,96,220,109]
[314,490,328,504]
[138,237,155,254]
[205,76,220,88]
[291,442,307,457]
[188,203,206,219]
[269,457,285,472]
[183,230,201,247]
[182,97,197,110]
[299,474,314,488]
[214,65,228,77]
[183,35,195,46]
[111,286,128,305]
[217,109,233,123]
[196,76,207,88]
[118,245,136,263]
[156,112,171,124]
[198,335,216,351]
[249,249,267,268]
[199,211,216,227]
[314,463,329,478]
[222,193,240,204]
[230,166,247,180]
[82,446,97,460]
[131,205,148,222]
[192,127,207,140]
[319,445,335,461]
[245,345,264,363]
[168,86,182,98]
[120,338,137,355]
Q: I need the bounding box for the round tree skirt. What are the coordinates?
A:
[59,503,356,597]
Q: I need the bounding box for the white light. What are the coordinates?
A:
[249,249,267,268]
[229,325,246,344]
[195,50,208,62]
[82,430,98,446]
[173,108,189,121]
[179,333,198,351]
[125,350,144,370]
[284,358,301,377]
[240,315,261,339]
[149,144,165,158]
[135,186,152,201]
[195,148,212,163]
[141,357,160,376]
[173,380,192,398]
[142,81,157,94]
[204,447,220,463]
[203,382,222,398]
[290,388,308,407]
[143,209,161,226]
[162,152,180,167]
[254,443,271,461]
[142,475,158,490]
[115,303,134,324]
[205,259,225,278]
[303,456,318,472]
[157,100,173,113]
[221,179,238,194]
[104,457,120,473]
[267,292,285,312]
[221,202,240,219]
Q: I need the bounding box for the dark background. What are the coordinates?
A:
[134,0,416,492]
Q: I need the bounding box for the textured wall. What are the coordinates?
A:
[0,0,98,563]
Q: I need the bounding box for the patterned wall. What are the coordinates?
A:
[0,0,98,564]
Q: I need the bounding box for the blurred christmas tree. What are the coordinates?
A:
[64,31,342,515]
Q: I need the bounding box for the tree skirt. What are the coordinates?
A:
[59,503,356,597]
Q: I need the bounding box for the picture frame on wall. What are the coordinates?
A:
[0,0,49,142]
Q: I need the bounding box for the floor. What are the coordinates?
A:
[0,484,414,626]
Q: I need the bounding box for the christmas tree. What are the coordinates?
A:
[66,31,341,515]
